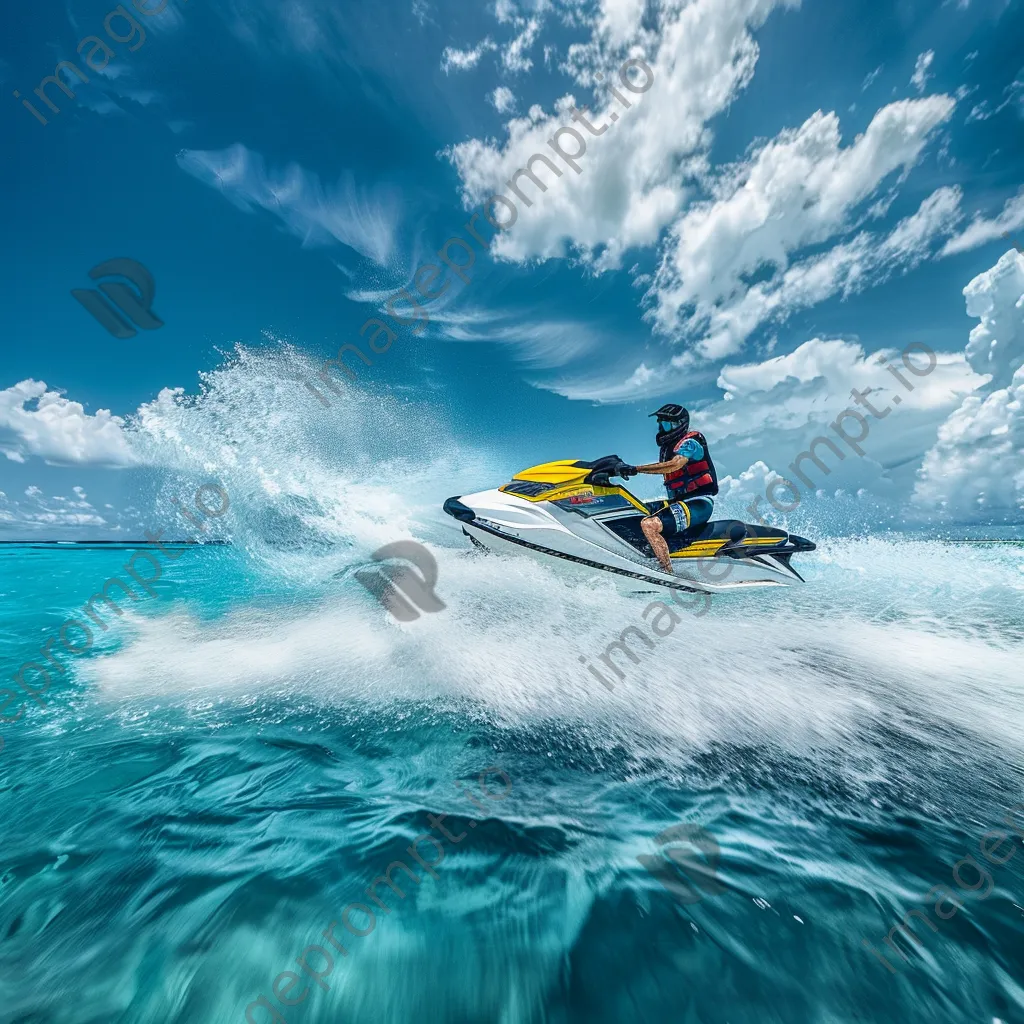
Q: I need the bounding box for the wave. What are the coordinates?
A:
[124,340,494,583]
[72,342,1019,810]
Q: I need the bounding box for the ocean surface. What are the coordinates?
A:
[2,358,1023,1024]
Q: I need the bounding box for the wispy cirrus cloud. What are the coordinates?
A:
[177,144,402,266]
[861,64,883,90]
[910,50,935,93]
[940,188,1024,257]
[502,17,541,73]
[441,38,498,73]
[440,9,542,75]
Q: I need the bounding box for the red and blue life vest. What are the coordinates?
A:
[660,430,719,499]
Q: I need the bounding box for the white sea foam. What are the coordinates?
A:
[82,534,1024,775]
[75,343,1024,786]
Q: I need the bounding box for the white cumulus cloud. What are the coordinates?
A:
[447,0,802,272]
[0,380,137,467]
[658,182,963,361]
[650,97,957,357]
[915,250,1024,517]
[598,0,647,45]
[962,247,1024,387]
[489,86,517,113]
[445,0,956,370]
[694,337,985,504]
[913,367,1024,518]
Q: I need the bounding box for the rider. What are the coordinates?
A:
[620,404,719,575]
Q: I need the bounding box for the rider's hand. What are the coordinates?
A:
[619,464,639,479]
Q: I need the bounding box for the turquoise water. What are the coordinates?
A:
[2,531,1023,1023]
[2,358,1024,1022]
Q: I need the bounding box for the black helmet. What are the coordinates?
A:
[649,403,690,447]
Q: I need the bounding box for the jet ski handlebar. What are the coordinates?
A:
[584,455,637,487]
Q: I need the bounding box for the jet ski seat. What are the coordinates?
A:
[635,498,741,551]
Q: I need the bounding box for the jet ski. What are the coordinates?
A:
[443,455,816,594]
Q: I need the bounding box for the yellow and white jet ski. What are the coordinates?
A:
[443,456,815,594]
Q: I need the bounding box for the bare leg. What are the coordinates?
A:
[641,515,674,575]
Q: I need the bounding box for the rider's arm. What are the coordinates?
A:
[634,438,704,475]
[635,455,687,474]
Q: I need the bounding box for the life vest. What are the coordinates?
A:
[660,430,719,498]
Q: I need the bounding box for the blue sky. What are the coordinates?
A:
[1,0,1022,536]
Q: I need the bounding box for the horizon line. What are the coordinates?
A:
[0,539,230,547]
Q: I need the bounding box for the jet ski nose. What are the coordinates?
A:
[788,533,816,552]
[443,496,476,522]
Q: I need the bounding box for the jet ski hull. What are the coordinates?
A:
[444,483,815,594]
